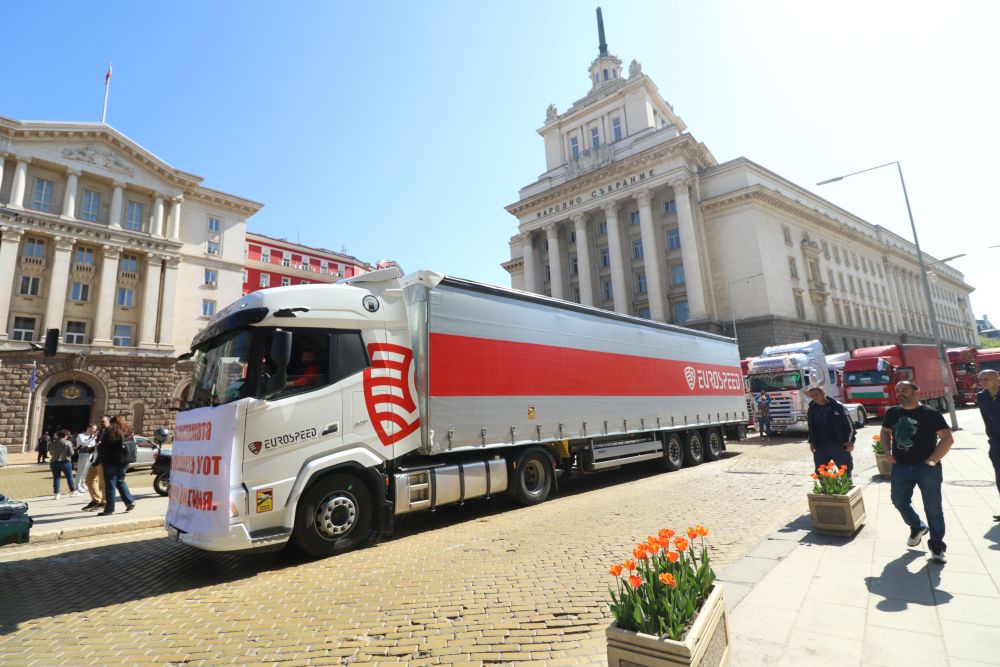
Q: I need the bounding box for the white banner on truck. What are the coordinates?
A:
[166,403,239,537]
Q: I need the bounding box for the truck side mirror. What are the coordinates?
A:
[265,330,292,395]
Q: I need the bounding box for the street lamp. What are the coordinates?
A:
[818,161,959,430]
[728,272,764,347]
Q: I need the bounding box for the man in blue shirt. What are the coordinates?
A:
[976,369,1000,521]
[806,385,855,477]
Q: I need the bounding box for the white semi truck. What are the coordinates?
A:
[746,340,867,433]
[167,268,748,557]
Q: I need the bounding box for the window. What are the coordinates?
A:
[261,249,270,263]
[204,269,218,286]
[821,241,830,258]
[783,226,793,246]
[849,276,856,293]
[663,199,677,215]
[637,307,650,318]
[281,276,291,286]
[788,257,799,280]
[794,292,806,319]
[112,324,133,347]
[65,321,86,344]
[25,239,45,257]
[632,238,643,259]
[666,228,681,250]
[11,316,35,341]
[81,190,101,222]
[674,301,689,323]
[629,210,640,225]
[828,270,836,290]
[570,257,578,276]
[260,274,270,288]
[612,117,622,141]
[838,272,845,290]
[74,247,94,265]
[18,276,40,296]
[208,217,221,233]
[636,272,647,294]
[116,287,135,307]
[242,270,248,283]
[590,127,600,149]
[202,299,216,318]
[282,256,291,267]
[602,280,613,300]
[207,241,220,255]
[70,282,90,302]
[570,136,580,160]
[120,254,138,273]
[32,178,54,211]
[569,231,576,244]
[671,264,686,285]
[600,247,610,268]
[125,201,144,231]
[301,280,310,285]
[833,246,841,263]
[834,302,844,325]
[603,68,609,81]
[598,221,608,236]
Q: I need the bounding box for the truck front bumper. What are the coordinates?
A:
[165,519,289,552]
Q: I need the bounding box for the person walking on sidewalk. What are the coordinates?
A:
[881,380,954,564]
[976,369,1000,521]
[36,432,50,464]
[75,423,103,511]
[47,429,78,499]
[806,385,856,477]
[95,415,135,516]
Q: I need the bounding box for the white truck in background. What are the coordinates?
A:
[168,268,749,558]
[746,340,867,433]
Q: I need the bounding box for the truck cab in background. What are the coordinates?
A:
[947,346,980,406]
[843,344,950,417]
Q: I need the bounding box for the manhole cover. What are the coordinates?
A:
[947,480,996,488]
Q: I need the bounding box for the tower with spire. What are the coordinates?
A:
[588,7,623,91]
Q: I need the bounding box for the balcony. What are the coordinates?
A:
[19,255,46,275]
[71,262,96,280]
[117,270,140,286]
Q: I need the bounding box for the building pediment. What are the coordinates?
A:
[61,145,136,178]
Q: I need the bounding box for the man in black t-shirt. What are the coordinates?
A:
[880,380,954,564]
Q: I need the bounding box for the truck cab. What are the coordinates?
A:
[947,346,979,406]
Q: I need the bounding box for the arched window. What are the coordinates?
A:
[132,402,145,435]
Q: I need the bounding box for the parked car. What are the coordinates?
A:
[127,435,158,470]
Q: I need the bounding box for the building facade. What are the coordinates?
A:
[243,232,370,295]
[503,19,978,357]
[0,116,262,448]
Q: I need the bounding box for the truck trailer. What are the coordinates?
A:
[166,269,748,557]
[979,348,1000,374]
[843,344,949,417]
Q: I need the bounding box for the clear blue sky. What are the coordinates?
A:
[4,0,999,327]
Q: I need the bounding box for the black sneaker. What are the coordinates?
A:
[930,551,947,564]
[125,503,135,513]
[81,502,96,511]
[907,526,928,547]
[96,510,113,516]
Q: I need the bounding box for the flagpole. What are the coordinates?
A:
[21,361,35,453]
[101,63,112,124]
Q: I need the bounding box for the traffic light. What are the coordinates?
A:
[43,329,59,357]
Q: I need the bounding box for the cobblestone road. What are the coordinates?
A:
[0,425,888,666]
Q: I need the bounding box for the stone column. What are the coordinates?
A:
[9,158,30,210]
[61,170,80,220]
[602,200,629,313]
[139,253,163,347]
[0,227,24,340]
[0,154,6,204]
[109,181,125,229]
[521,230,537,294]
[544,222,564,300]
[91,246,122,346]
[157,259,179,348]
[635,189,665,321]
[571,213,594,306]
[671,177,707,321]
[167,197,183,240]
[152,195,165,237]
[43,237,74,333]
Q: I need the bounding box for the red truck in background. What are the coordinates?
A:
[979,348,1000,375]
[947,347,980,406]
[843,344,950,417]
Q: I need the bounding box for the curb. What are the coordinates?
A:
[28,516,165,544]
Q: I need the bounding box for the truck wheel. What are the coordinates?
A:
[510,450,552,506]
[658,433,684,472]
[854,408,867,429]
[683,431,704,467]
[153,473,169,497]
[702,429,723,462]
[291,473,372,558]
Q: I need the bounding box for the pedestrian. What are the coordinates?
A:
[806,385,855,477]
[35,432,50,464]
[880,380,954,564]
[47,429,78,499]
[756,393,774,439]
[95,414,135,516]
[75,424,103,511]
[976,369,1000,521]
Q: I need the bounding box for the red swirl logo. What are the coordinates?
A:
[363,343,421,447]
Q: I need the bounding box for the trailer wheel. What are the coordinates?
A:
[291,473,372,558]
[658,433,684,472]
[702,429,724,462]
[853,408,867,429]
[683,431,704,467]
[510,450,553,506]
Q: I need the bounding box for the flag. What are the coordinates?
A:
[105,63,113,84]
[29,362,36,393]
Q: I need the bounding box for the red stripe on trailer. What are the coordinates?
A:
[429,333,744,397]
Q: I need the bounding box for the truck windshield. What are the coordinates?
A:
[845,370,891,386]
[186,329,256,409]
[982,359,1000,373]
[749,372,802,392]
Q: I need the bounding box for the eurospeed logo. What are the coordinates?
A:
[684,366,743,392]
[684,367,697,390]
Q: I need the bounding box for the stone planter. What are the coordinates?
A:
[807,485,866,536]
[874,454,893,478]
[606,584,730,667]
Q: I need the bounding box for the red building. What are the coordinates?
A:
[243,232,372,295]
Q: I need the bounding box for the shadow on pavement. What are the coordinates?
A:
[986,523,1000,550]
[865,551,952,612]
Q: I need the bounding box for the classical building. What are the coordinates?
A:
[243,232,371,295]
[0,116,262,448]
[503,12,978,357]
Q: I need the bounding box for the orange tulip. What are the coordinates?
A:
[810,473,819,480]
[674,537,689,552]
[633,545,648,560]
[647,540,661,554]
[659,572,677,588]
[659,528,676,540]
[666,551,679,563]
[609,564,623,576]
[624,559,637,572]
[628,575,643,589]
[687,527,699,539]
[696,525,708,537]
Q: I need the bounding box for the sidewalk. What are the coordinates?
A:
[720,409,1000,666]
